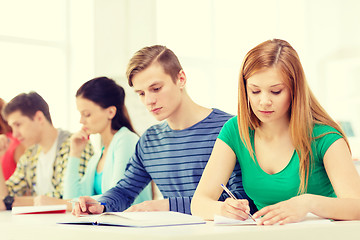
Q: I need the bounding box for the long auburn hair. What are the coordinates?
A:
[237,39,349,193]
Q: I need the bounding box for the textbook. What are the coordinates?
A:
[12,204,67,215]
[58,211,206,227]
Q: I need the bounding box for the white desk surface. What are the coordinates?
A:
[1,211,360,240]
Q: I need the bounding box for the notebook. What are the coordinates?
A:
[58,211,206,227]
[214,213,333,226]
[12,204,67,215]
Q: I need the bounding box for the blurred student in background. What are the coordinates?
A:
[65,76,152,203]
[37,77,152,209]
[0,92,93,211]
[191,39,360,224]
[0,98,25,180]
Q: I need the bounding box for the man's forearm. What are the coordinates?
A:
[13,196,34,207]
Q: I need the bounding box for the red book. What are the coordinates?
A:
[12,205,67,215]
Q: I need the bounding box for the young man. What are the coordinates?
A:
[73,45,255,216]
[0,92,93,211]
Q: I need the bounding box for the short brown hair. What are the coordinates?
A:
[126,45,183,86]
[2,92,52,124]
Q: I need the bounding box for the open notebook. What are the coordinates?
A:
[58,211,206,227]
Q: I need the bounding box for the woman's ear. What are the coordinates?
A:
[107,106,117,120]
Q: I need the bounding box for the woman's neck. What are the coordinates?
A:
[100,126,116,149]
[257,118,290,141]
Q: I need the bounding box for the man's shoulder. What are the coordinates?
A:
[57,129,72,143]
[193,108,233,129]
[55,129,73,157]
[206,108,234,121]
[141,121,169,138]
[21,144,40,161]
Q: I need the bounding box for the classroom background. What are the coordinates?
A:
[0,0,359,158]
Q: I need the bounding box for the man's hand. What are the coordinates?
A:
[124,199,169,212]
[71,196,104,217]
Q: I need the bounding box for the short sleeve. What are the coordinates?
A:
[312,124,343,160]
[217,116,239,152]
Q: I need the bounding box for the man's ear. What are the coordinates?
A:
[177,70,187,89]
[107,106,117,120]
[33,110,46,123]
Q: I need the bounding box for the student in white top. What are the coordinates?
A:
[0,92,92,211]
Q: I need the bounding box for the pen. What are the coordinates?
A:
[220,184,256,222]
[68,200,106,206]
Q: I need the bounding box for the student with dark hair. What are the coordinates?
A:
[72,45,254,216]
[0,92,93,211]
[62,77,152,203]
[0,98,25,180]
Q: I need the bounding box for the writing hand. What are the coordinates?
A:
[220,198,251,220]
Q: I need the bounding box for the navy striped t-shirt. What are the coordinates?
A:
[99,108,254,214]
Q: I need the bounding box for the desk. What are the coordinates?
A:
[1,212,359,240]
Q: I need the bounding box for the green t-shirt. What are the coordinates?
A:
[218,116,342,210]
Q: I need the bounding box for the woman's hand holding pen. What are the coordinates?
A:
[69,127,89,158]
[221,198,251,221]
[253,194,311,225]
[71,196,104,217]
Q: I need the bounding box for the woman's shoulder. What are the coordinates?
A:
[224,115,238,127]
[219,116,239,137]
[113,127,139,144]
[312,123,341,137]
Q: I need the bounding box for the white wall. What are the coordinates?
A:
[1,0,360,155]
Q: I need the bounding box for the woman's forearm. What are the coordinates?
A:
[191,195,224,220]
[307,194,360,220]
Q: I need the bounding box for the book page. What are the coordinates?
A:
[96,211,206,227]
[58,211,206,227]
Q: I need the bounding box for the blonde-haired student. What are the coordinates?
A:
[191,39,360,225]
